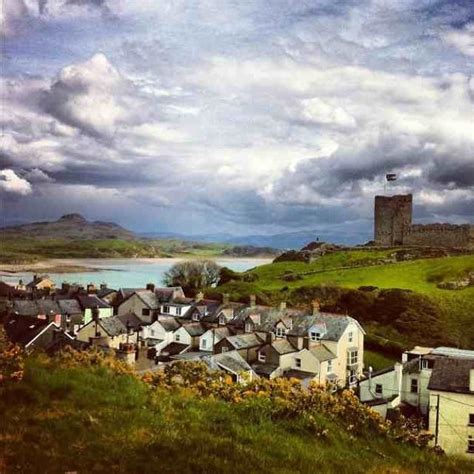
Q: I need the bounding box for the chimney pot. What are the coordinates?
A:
[222,293,230,305]
[146,283,155,292]
[279,301,287,311]
[196,291,204,302]
[312,300,320,315]
[250,294,256,307]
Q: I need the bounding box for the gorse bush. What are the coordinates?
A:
[0,326,24,384]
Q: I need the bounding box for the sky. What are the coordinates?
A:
[1,0,473,242]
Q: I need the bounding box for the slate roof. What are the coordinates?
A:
[12,299,61,317]
[252,363,280,377]
[99,316,129,337]
[269,339,297,355]
[428,357,474,394]
[225,333,264,350]
[5,317,49,345]
[96,288,117,298]
[230,305,305,332]
[155,287,185,302]
[431,347,474,360]
[181,322,207,337]
[204,351,253,375]
[135,290,160,310]
[56,299,83,315]
[157,342,190,361]
[157,317,181,332]
[77,294,111,309]
[117,312,144,331]
[26,275,52,288]
[288,313,364,341]
[310,344,337,361]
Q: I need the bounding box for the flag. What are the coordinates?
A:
[386,173,397,182]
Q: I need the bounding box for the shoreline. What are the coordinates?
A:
[0,256,273,275]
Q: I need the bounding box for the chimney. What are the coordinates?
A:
[312,300,320,316]
[146,283,155,292]
[279,301,287,311]
[302,337,310,350]
[196,291,204,302]
[222,293,230,305]
[100,283,107,290]
[54,313,61,326]
[87,283,96,294]
[250,294,256,308]
[470,369,474,392]
[266,332,274,345]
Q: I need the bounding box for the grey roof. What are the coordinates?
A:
[252,363,279,377]
[155,287,185,302]
[97,288,117,298]
[77,294,111,309]
[56,299,83,315]
[428,357,474,394]
[181,322,207,337]
[269,339,297,355]
[231,305,305,332]
[288,313,364,341]
[204,351,253,374]
[157,342,190,360]
[99,316,129,337]
[431,347,474,360]
[12,299,61,317]
[117,312,144,331]
[135,290,160,310]
[225,333,264,350]
[157,317,181,332]
[310,344,337,361]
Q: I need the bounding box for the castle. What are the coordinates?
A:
[374,194,474,248]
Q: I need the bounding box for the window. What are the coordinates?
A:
[163,305,170,314]
[222,346,229,353]
[201,339,207,349]
[275,327,285,337]
[258,352,266,363]
[327,359,333,373]
[349,350,358,365]
[245,322,252,333]
[150,329,155,337]
[410,378,418,394]
[295,358,301,368]
[176,307,182,316]
[469,414,474,426]
[219,315,225,325]
[142,308,150,316]
[348,331,353,343]
[310,331,320,341]
[421,359,429,369]
[468,437,474,454]
[175,333,180,342]
[192,313,200,322]
[375,384,383,396]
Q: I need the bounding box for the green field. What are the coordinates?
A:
[211,251,474,352]
[1,356,472,473]
[0,237,231,263]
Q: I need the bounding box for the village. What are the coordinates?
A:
[0,273,473,460]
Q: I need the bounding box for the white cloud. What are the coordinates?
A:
[442,23,474,57]
[0,0,29,38]
[0,169,32,195]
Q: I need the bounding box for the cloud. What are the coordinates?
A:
[0,0,30,38]
[442,23,474,56]
[0,169,32,195]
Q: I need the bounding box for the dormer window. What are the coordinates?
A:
[258,352,266,363]
[192,313,200,322]
[176,307,182,316]
[310,331,320,341]
[163,305,170,314]
[275,327,285,337]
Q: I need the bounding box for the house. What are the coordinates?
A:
[287,311,365,386]
[76,312,142,349]
[428,357,474,458]
[140,316,181,350]
[117,290,160,323]
[77,294,113,324]
[9,299,63,325]
[253,339,299,379]
[172,322,207,349]
[199,326,233,352]
[96,285,118,306]
[25,275,55,293]
[214,333,264,363]
[56,299,84,333]
[358,346,474,421]
[202,351,256,383]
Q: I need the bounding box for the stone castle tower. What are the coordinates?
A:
[374,194,413,246]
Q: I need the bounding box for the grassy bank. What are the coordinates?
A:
[1,356,472,473]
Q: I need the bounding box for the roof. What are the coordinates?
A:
[406,346,434,356]
[96,287,117,298]
[431,347,474,360]
[204,351,253,374]
[77,294,111,309]
[12,299,61,317]
[117,312,144,331]
[157,342,190,361]
[230,305,305,332]
[135,290,160,310]
[224,333,263,350]
[26,275,52,288]
[156,317,181,332]
[0,281,25,297]
[269,339,297,355]
[56,299,83,315]
[5,317,50,345]
[252,363,280,377]
[99,316,129,337]
[310,344,337,361]
[428,357,474,394]
[155,287,185,303]
[180,322,207,337]
[288,313,364,341]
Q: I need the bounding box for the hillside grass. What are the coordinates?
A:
[1,357,472,474]
[0,237,231,263]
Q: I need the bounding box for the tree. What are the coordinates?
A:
[163,259,221,294]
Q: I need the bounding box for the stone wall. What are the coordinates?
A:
[404,223,474,248]
[374,194,413,246]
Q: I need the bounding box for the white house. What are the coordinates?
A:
[140,316,181,352]
[173,322,207,349]
[199,327,233,352]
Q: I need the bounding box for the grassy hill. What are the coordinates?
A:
[1,353,472,473]
[209,251,474,352]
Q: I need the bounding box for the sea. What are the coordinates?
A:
[0,258,272,289]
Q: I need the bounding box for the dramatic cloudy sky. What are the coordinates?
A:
[1,0,473,242]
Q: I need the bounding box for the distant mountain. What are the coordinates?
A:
[140,230,366,250]
[0,214,137,240]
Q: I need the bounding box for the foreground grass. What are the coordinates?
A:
[0,358,472,474]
